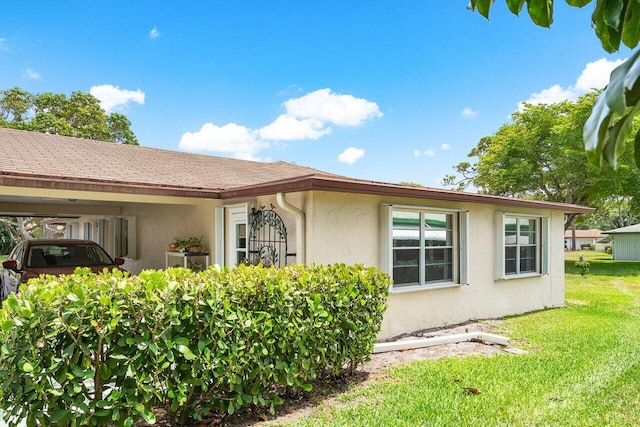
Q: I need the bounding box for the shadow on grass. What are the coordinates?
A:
[565,250,640,277]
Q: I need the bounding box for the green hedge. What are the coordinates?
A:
[0,264,389,426]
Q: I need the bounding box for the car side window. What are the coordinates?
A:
[11,243,24,270]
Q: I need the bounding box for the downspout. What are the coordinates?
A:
[276,192,306,265]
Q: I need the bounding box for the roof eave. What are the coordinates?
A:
[0,173,222,199]
[221,175,595,213]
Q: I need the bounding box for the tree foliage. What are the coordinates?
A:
[580,196,640,230]
[0,87,138,145]
[469,0,640,170]
[445,92,640,228]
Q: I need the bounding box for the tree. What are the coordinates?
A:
[580,196,640,230]
[445,92,640,229]
[0,87,32,124]
[0,87,138,145]
[469,0,640,170]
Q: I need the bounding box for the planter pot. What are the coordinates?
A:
[188,246,202,254]
[168,244,179,252]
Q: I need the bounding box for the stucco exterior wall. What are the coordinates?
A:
[305,191,379,266]
[303,191,566,340]
[76,199,219,274]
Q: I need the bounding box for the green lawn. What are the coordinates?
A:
[283,251,640,426]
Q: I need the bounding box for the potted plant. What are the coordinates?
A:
[173,236,205,253]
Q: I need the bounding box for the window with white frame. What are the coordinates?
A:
[381,205,467,289]
[497,214,549,279]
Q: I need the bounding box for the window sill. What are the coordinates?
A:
[390,282,465,294]
[496,272,547,281]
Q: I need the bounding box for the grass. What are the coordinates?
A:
[281,250,640,426]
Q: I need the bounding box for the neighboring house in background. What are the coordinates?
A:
[564,229,606,251]
[603,224,640,261]
[0,128,592,340]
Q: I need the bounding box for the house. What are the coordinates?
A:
[603,224,640,260]
[564,228,606,251]
[0,128,592,339]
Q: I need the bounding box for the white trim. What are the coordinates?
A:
[380,204,393,289]
[541,217,550,275]
[495,272,544,281]
[384,203,468,213]
[459,211,469,285]
[389,282,463,294]
[496,211,548,218]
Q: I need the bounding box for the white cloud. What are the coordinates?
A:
[259,89,381,141]
[180,88,381,160]
[277,84,303,97]
[522,57,625,108]
[441,143,451,150]
[90,84,145,113]
[574,58,624,92]
[258,114,330,141]
[0,38,7,51]
[461,107,478,118]
[149,26,160,39]
[526,84,574,105]
[414,148,437,157]
[284,88,382,127]
[24,69,41,80]
[338,147,365,164]
[179,122,269,161]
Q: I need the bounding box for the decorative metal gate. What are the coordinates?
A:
[248,207,289,267]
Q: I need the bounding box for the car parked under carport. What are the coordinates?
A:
[0,239,125,301]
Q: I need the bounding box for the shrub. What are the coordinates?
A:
[0,264,389,425]
[575,259,590,276]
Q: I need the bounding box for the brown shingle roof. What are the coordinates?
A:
[0,128,331,191]
[564,229,605,238]
[0,128,594,213]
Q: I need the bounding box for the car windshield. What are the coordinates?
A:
[27,244,115,268]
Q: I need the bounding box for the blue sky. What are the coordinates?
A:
[0,1,631,187]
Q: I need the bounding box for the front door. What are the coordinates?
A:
[227,206,248,266]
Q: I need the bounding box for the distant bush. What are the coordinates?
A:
[580,243,594,250]
[575,259,591,276]
[0,264,389,425]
